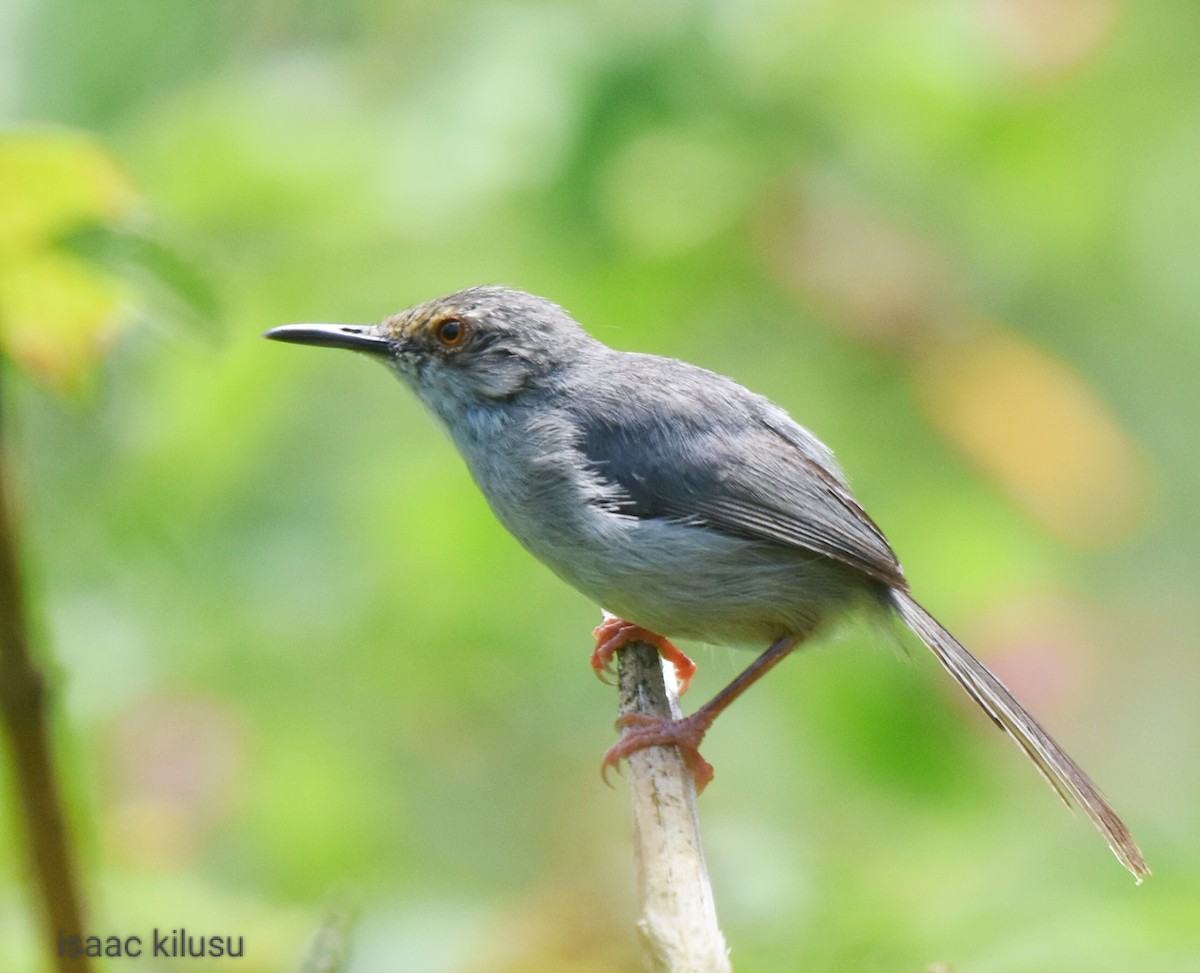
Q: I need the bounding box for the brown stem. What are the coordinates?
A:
[0,368,93,972]
[616,641,730,973]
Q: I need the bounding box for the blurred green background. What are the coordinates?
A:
[1,0,1197,970]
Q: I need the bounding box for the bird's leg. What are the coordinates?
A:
[591,611,697,695]
[602,634,801,792]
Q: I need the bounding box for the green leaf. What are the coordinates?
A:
[60,223,222,341]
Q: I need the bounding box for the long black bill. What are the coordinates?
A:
[263,323,392,354]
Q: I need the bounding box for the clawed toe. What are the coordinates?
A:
[590,614,697,695]
[600,712,715,792]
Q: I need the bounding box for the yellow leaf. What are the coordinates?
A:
[0,127,140,391]
[0,251,123,394]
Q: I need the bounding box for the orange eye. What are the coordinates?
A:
[433,317,467,347]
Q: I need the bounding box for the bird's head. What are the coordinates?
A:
[265,286,595,411]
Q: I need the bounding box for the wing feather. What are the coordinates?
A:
[573,366,904,587]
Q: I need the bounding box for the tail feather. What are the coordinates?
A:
[889,588,1149,882]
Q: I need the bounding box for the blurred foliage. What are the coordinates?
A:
[0,127,219,395]
[0,128,137,392]
[1,0,1198,970]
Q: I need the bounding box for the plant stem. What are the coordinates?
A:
[617,641,731,973]
[0,368,93,972]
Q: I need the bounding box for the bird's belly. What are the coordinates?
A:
[515,511,863,647]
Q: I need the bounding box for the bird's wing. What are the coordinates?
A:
[574,378,905,587]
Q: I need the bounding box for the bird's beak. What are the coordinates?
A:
[262,323,392,355]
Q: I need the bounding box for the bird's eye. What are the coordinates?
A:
[433,317,467,348]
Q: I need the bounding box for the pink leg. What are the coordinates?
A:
[591,612,697,696]
[602,633,801,792]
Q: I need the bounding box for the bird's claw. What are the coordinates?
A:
[590,614,697,695]
[600,711,715,792]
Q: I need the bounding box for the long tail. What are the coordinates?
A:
[889,588,1149,882]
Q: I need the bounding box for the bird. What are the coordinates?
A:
[264,285,1148,881]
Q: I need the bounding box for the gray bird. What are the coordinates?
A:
[265,285,1147,881]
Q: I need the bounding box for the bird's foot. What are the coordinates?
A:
[601,711,716,792]
[590,613,696,695]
